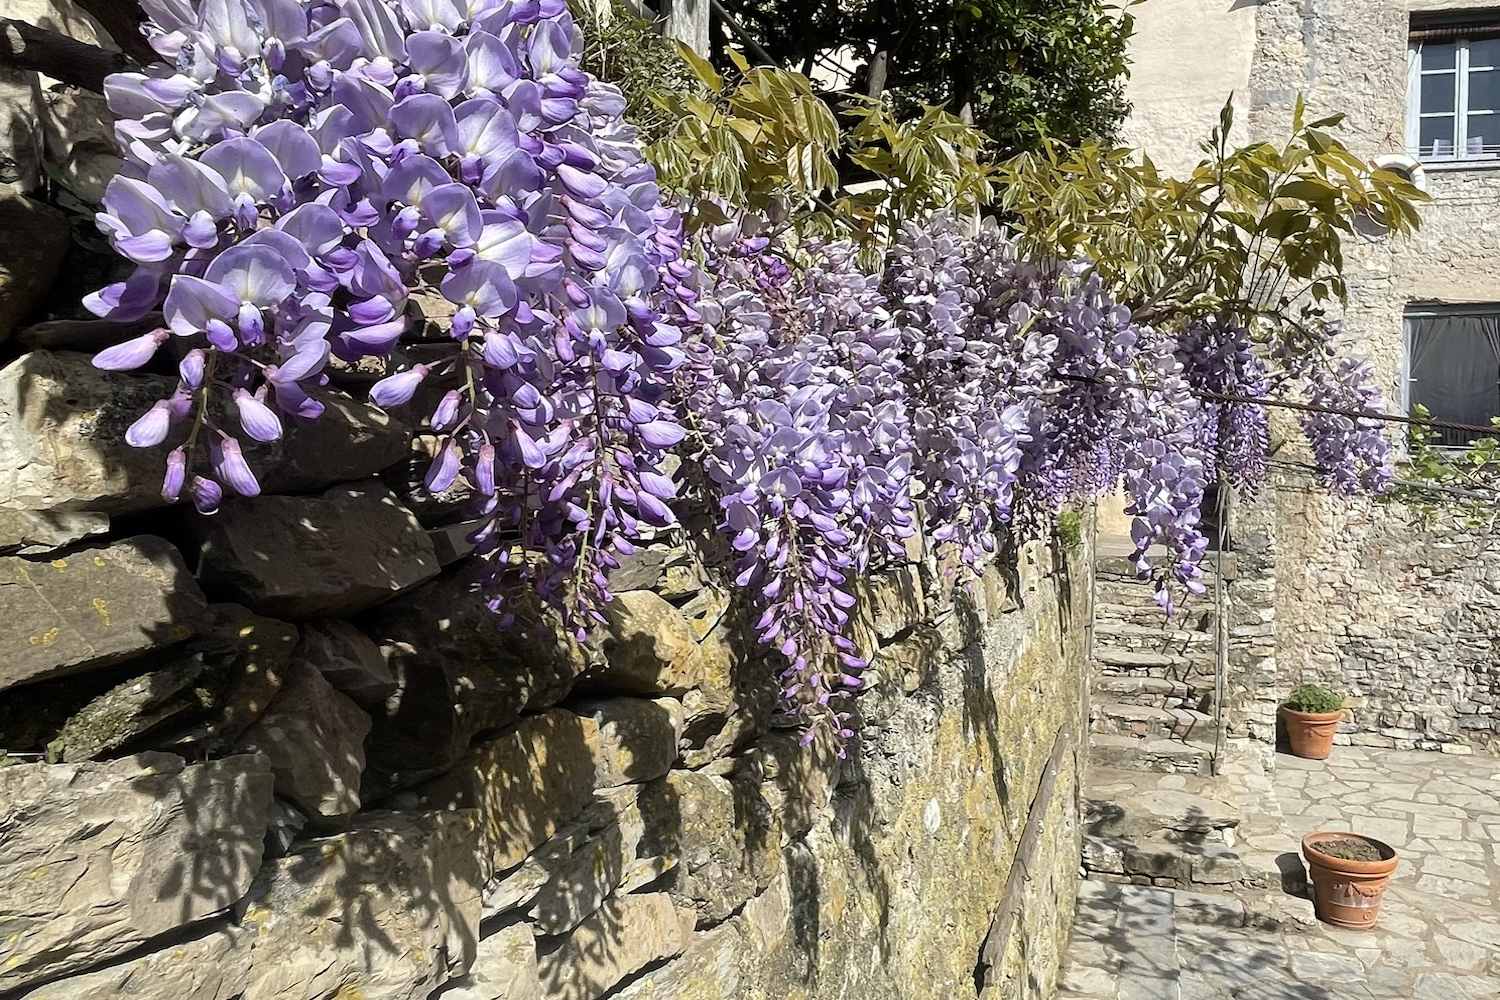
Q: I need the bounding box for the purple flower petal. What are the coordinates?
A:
[212,436,261,497]
[93,328,169,371]
[126,400,173,448]
[234,389,284,442]
[369,365,428,408]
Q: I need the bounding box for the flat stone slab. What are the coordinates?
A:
[1063,745,1500,1000]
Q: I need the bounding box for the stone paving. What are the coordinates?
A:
[1059,745,1500,999]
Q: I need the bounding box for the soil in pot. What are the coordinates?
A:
[1281,707,1341,760]
[1302,832,1399,929]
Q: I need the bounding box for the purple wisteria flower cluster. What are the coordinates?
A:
[88,0,691,631]
[687,222,915,743]
[1286,329,1394,497]
[83,2,1396,745]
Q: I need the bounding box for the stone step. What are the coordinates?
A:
[1093,676,1214,701]
[1090,701,1212,740]
[1092,601,1217,626]
[1088,733,1215,776]
[1095,552,1236,581]
[1083,833,1255,890]
[1093,649,1189,669]
[1083,781,1240,842]
[1092,621,1216,644]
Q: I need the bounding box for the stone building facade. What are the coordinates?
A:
[1123,0,1500,752]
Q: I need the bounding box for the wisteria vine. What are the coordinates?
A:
[87,0,1394,748]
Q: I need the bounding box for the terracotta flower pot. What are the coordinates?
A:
[1302,832,1399,928]
[1280,707,1341,759]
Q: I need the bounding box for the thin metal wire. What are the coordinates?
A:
[1049,370,1500,438]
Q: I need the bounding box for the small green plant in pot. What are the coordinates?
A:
[1281,683,1345,760]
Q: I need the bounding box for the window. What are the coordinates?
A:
[1408,15,1500,163]
[1405,306,1500,446]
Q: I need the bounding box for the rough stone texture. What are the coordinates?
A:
[441,920,541,1000]
[359,569,594,790]
[611,537,1089,999]
[0,352,410,515]
[573,697,684,788]
[413,710,598,875]
[16,928,252,1000]
[0,194,69,342]
[129,603,297,756]
[291,617,397,706]
[536,893,694,1000]
[0,535,206,692]
[582,589,701,695]
[234,660,372,822]
[191,480,440,620]
[635,769,784,926]
[235,810,482,1000]
[1271,481,1500,752]
[0,66,42,195]
[0,508,108,556]
[38,87,120,205]
[0,753,273,992]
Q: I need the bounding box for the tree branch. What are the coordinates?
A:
[0,18,134,93]
[70,0,156,66]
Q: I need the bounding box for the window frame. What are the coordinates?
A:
[1403,303,1500,449]
[1407,35,1500,168]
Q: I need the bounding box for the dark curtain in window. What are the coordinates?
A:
[1407,310,1500,445]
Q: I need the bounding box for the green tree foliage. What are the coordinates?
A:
[569,1,704,145]
[994,99,1426,337]
[716,0,1136,157]
[646,47,997,252]
[1389,407,1500,529]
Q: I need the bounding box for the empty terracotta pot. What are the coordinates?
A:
[1303,832,1399,929]
[1281,707,1341,759]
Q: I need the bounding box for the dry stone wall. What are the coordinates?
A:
[0,7,1092,997]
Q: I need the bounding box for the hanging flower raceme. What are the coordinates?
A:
[686,224,916,747]
[88,0,693,631]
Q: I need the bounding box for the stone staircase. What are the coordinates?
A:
[1088,551,1231,776]
[1082,546,1285,900]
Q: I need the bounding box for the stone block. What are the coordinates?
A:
[0,753,273,993]
[535,893,694,1000]
[0,509,108,556]
[15,928,252,1000]
[749,728,842,842]
[0,535,206,692]
[581,589,701,695]
[0,194,68,342]
[359,570,594,790]
[128,603,296,756]
[0,352,409,515]
[234,660,371,822]
[236,810,482,1000]
[854,564,927,643]
[573,696,684,788]
[637,770,783,924]
[0,67,42,196]
[676,619,780,768]
[440,920,541,1000]
[413,709,598,874]
[290,618,396,706]
[38,86,120,205]
[14,314,163,353]
[191,480,440,620]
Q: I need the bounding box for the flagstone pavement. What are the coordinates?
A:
[1058,746,1500,1000]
